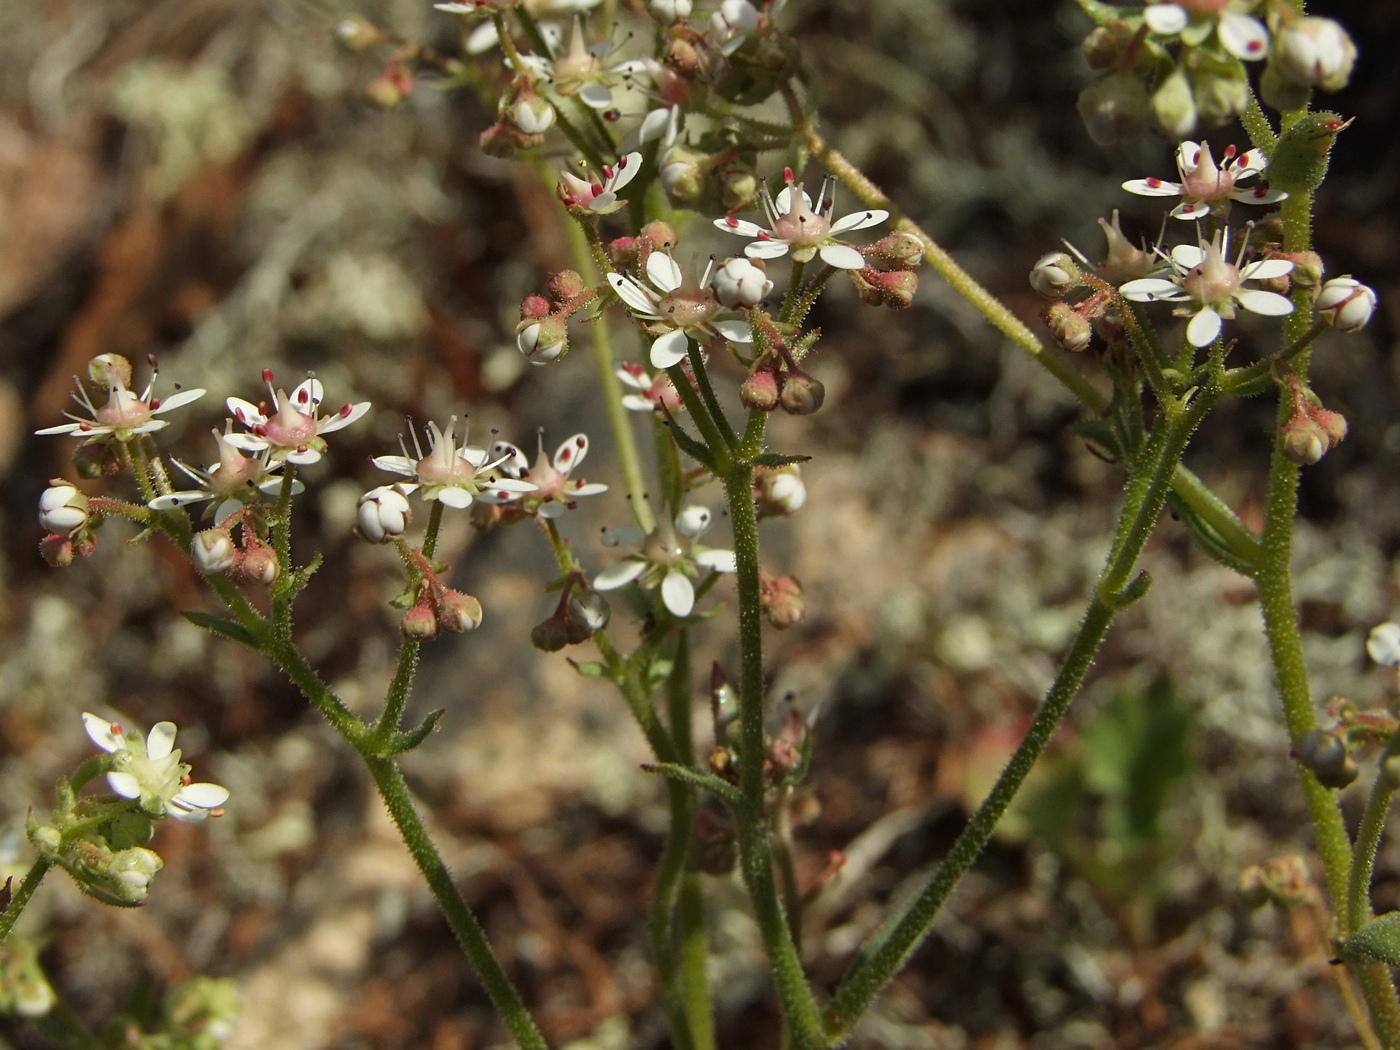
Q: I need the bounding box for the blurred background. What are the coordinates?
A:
[1,0,1399,1047]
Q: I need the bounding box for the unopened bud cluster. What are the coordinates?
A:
[847,231,924,310]
[516,268,605,366]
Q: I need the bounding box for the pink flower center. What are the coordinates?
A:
[771,183,831,247]
[657,287,720,329]
[261,393,318,447]
[94,388,154,429]
[1182,244,1241,308]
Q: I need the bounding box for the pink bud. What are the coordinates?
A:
[402,603,439,641]
[778,371,825,415]
[740,369,780,411]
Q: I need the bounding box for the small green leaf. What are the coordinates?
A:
[642,762,744,807]
[1341,913,1400,966]
[750,452,812,468]
[662,415,718,470]
[568,660,609,678]
[182,611,261,649]
[385,709,445,755]
[1166,492,1258,576]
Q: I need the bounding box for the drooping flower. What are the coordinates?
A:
[485,432,608,517]
[557,151,644,214]
[1315,277,1377,333]
[372,417,536,509]
[593,505,736,618]
[714,170,888,270]
[82,713,229,823]
[1142,3,1269,62]
[1119,229,1294,346]
[616,361,687,413]
[38,482,89,536]
[1123,140,1285,220]
[148,424,302,523]
[225,374,370,466]
[608,253,753,368]
[356,486,413,543]
[36,354,206,442]
[1368,623,1400,668]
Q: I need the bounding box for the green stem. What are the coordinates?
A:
[269,637,368,747]
[688,349,739,450]
[0,858,52,944]
[365,755,549,1050]
[678,874,716,1050]
[1348,751,1400,934]
[669,364,733,469]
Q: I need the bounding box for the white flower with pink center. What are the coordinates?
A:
[616,362,687,413]
[484,432,608,518]
[373,417,536,509]
[1143,3,1269,62]
[557,152,644,214]
[82,713,229,823]
[1119,229,1294,347]
[594,505,736,618]
[714,170,888,270]
[225,373,370,466]
[608,253,753,369]
[518,18,646,109]
[1123,140,1286,220]
[148,424,302,523]
[36,354,206,442]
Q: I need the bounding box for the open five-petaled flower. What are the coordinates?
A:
[373,417,537,509]
[557,152,644,214]
[714,170,887,270]
[226,374,370,466]
[488,432,608,517]
[36,354,205,443]
[83,713,229,823]
[608,254,753,368]
[148,424,302,524]
[1123,140,1286,220]
[593,505,736,618]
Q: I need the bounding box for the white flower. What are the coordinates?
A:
[82,713,229,822]
[1368,623,1400,668]
[705,0,786,55]
[608,253,753,369]
[39,482,88,535]
[1315,277,1377,333]
[593,506,736,618]
[650,0,692,21]
[557,151,644,214]
[148,424,302,524]
[225,374,370,466]
[357,486,413,542]
[714,172,888,270]
[1143,3,1269,61]
[485,432,607,517]
[436,0,598,55]
[519,18,645,109]
[755,464,805,516]
[713,256,774,308]
[1275,16,1356,91]
[1119,229,1294,347]
[372,417,536,509]
[36,354,206,442]
[618,60,689,153]
[1123,140,1286,220]
[616,361,687,413]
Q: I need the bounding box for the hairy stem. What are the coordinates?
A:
[0,858,52,945]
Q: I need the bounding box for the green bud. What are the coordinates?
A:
[1151,66,1197,139]
[1266,111,1348,196]
[1188,53,1248,128]
[1077,73,1151,147]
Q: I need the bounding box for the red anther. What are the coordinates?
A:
[338,403,352,417]
[561,194,577,207]
[616,155,628,168]
[604,108,621,121]
[234,408,247,423]
[253,425,268,436]
[1252,186,1268,198]
[782,166,794,183]
[111,723,124,735]
[757,231,771,240]
[149,398,162,411]
[575,436,586,448]
[725,216,739,228]
[1223,144,1237,159]
[147,354,160,370]
[296,445,309,453]
[262,368,275,383]
[79,422,93,431]
[590,182,604,195]
[602,164,615,179]
[622,361,645,376]
[296,387,310,404]
[1146,177,1163,187]
[559,448,572,463]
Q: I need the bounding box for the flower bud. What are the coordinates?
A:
[755,466,805,517]
[335,15,387,51]
[437,590,483,633]
[1029,252,1081,299]
[1275,17,1356,92]
[778,371,825,415]
[640,220,679,252]
[1095,210,1153,285]
[364,64,413,109]
[659,144,707,200]
[1081,25,1123,69]
[1043,301,1093,353]
[191,529,236,574]
[740,369,780,411]
[1295,727,1358,789]
[241,547,280,585]
[357,486,411,543]
[1270,250,1323,291]
[1367,622,1400,668]
[846,267,884,307]
[38,482,88,536]
[713,257,772,308]
[866,230,925,269]
[876,270,918,309]
[516,315,569,365]
[1280,414,1329,466]
[1315,277,1377,333]
[531,615,569,652]
[28,825,61,854]
[1189,52,1248,128]
[721,166,760,212]
[402,602,439,641]
[759,572,804,629]
[1239,855,1314,910]
[649,0,692,20]
[478,121,521,158]
[108,846,163,903]
[72,441,122,479]
[1151,66,1198,139]
[1077,72,1152,146]
[508,94,556,135]
[39,534,74,568]
[1311,408,1347,449]
[88,353,133,389]
[520,294,552,320]
[567,590,610,633]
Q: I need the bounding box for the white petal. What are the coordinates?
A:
[149,491,213,510]
[1367,623,1400,668]
[661,570,695,617]
[291,378,324,410]
[587,191,618,212]
[695,548,737,573]
[650,328,692,369]
[818,243,868,270]
[107,771,143,799]
[285,448,323,465]
[34,423,84,436]
[579,83,613,108]
[1120,278,1184,302]
[152,388,206,414]
[1241,259,1294,280]
[1170,202,1213,220]
[636,107,674,145]
[146,722,177,760]
[373,455,418,477]
[83,713,124,753]
[174,782,229,809]
[490,441,529,475]
[165,802,211,823]
[829,208,889,234]
[1231,186,1288,206]
[1186,307,1223,347]
[537,500,566,518]
[1122,178,1184,198]
[483,478,538,493]
[1232,149,1268,177]
[675,505,712,537]
[608,152,644,193]
[554,433,590,473]
[465,21,501,53]
[774,186,814,213]
[226,397,267,426]
[222,433,270,453]
[437,487,474,509]
[608,273,661,315]
[213,499,242,526]
[646,252,685,293]
[317,401,372,434]
[745,239,792,260]
[594,559,647,590]
[1234,288,1294,316]
[570,482,609,497]
[1171,244,1206,268]
[602,525,645,548]
[710,319,753,344]
[714,217,767,238]
[1144,3,1188,35]
[1176,140,1202,171]
[621,394,655,412]
[1218,12,1268,60]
